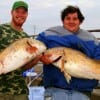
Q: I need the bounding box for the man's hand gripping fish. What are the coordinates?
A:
[41,47,100,83]
[0,38,46,74]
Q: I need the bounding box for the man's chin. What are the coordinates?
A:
[16,23,23,26]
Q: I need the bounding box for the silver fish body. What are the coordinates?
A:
[0,38,46,74]
[42,47,100,83]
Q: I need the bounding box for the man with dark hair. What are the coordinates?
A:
[61,5,84,23]
[0,1,29,100]
[37,5,100,100]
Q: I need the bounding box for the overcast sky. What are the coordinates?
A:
[0,0,100,37]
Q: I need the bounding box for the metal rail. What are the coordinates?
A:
[88,29,100,40]
[30,29,100,40]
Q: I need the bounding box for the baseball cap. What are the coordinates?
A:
[12,1,28,11]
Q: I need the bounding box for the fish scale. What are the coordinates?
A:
[42,47,100,83]
[0,38,46,74]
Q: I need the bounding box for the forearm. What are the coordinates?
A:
[22,55,42,70]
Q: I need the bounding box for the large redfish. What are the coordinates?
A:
[0,38,46,74]
[41,47,100,83]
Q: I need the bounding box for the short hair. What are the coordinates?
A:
[61,5,84,23]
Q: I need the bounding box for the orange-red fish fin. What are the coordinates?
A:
[26,46,38,54]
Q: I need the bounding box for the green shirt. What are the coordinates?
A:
[0,23,29,95]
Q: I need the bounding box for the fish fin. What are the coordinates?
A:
[61,50,66,72]
[26,40,38,54]
[64,71,71,84]
[61,57,65,72]
[26,46,38,54]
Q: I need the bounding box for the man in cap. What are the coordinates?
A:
[0,1,29,100]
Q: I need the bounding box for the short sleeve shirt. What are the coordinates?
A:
[0,23,29,94]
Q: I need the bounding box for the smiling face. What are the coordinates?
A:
[11,7,28,27]
[63,12,81,33]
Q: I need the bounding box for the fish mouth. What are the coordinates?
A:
[52,56,62,63]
